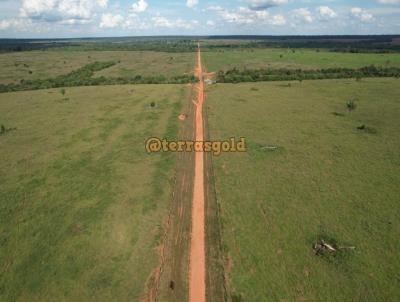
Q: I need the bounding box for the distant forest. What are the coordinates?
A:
[0,35,400,53]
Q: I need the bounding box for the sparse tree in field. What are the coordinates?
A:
[60,88,66,96]
[0,124,6,134]
[150,101,156,108]
[346,99,357,114]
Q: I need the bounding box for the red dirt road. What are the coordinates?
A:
[189,43,206,302]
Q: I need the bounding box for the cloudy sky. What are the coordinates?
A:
[0,0,399,38]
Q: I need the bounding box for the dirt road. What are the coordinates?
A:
[189,43,206,302]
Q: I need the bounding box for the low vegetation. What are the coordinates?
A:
[202,48,400,72]
[0,50,196,85]
[0,84,188,301]
[346,99,357,114]
[0,61,197,93]
[216,65,400,83]
[0,124,16,135]
[206,78,400,301]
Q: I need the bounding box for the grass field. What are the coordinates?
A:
[0,84,188,301]
[203,48,400,72]
[0,51,195,85]
[206,78,400,301]
[1,39,399,302]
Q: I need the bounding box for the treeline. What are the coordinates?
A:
[0,40,68,53]
[2,38,399,54]
[66,40,197,53]
[216,65,400,83]
[0,39,197,53]
[202,35,400,53]
[0,61,197,93]
[204,41,400,54]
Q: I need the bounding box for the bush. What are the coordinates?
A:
[346,99,357,113]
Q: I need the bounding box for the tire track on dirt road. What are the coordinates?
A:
[144,87,195,302]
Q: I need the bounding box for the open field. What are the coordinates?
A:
[0,51,195,85]
[1,37,400,302]
[94,52,194,79]
[203,48,400,72]
[0,84,189,301]
[206,78,400,301]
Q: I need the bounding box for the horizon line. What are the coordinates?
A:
[1,34,400,41]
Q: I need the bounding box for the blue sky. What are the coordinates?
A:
[0,0,399,38]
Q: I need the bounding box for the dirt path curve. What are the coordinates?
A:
[189,42,206,302]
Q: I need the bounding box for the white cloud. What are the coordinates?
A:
[218,7,264,25]
[123,16,149,30]
[186,0,198,9]
[317,6,337,20]
[151,15,196,29]
[0,18,28,30]
[206,20,215,26]
[270,14,286,26]
[20,0,106,23]
[20,0,57,20]
[293,8,314,23]
[0,18,39,31]
[216,6,288,27]
[58,1,93,20]
[99,13,124,28]
[205,6,223,12]
[378,0,400,4]
[97,0,108,8]
[0,20,11,30]
[219,11,246,24]
[248,0,288,10]
[351,7,374,22]
[131,0,148,13]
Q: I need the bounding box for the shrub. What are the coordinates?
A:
[346,99,357,113]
